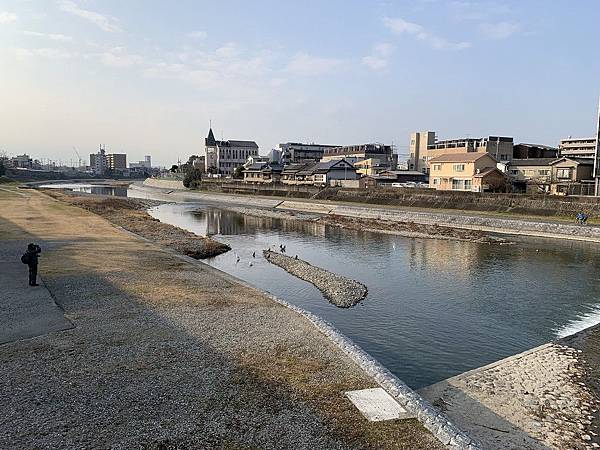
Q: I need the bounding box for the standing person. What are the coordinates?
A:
[21,243,41,286]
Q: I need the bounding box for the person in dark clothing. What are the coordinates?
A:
[23,243,41,286]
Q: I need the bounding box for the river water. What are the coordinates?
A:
[42,184,600,389]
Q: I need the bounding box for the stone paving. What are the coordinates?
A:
[421,343,600,449]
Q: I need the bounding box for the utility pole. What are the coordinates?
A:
[594,96,600,196]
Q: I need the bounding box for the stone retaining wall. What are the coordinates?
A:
[142,178,185,190]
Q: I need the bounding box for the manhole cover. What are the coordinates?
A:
[345,388,414,421]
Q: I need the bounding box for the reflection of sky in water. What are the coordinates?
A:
[149,203,600,389]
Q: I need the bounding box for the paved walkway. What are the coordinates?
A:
[0,241,72,344]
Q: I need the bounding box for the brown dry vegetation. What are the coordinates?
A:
[321,214,501,243]
[42,190,230,258]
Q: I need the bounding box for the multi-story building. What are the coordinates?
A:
[409,131,513,174]
[90,146,108,175]
[205,128,259,176]
[107,153,127,170]
[513,143,558,159]
[10,154,33,169]
[321,143,394,167]
[129,155,152,169]
[279,142,339,164]
[428,153,506,192]
[408,131,436,173]
[559,137,596,159]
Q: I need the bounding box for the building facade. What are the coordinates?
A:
[428,153,506,192]
[279,142,339,164]
[559,137,596,159]
[409,131,513,174]
[205,128,259,176]
[513,143,558,159]
[321,143,393,166]
[550,157,594,195]
[90,146,108,175]
[243,162,283,184]
[107,153,127,170]
[507,158,555,193]
[408,131,436,173]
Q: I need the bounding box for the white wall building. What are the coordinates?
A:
[205,128,258,176]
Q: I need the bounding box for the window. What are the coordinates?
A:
[538,169,550,176]
[557,168,571,179]
[452,179,465,190]
[453,164,465,172]
[432,178,440,185]
[464,179,472,190]
[510,169,519,175]
[433,164,441,171]
[500,154,508,161]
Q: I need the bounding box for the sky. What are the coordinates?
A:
[0,0,599,166]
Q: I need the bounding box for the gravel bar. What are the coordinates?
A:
[263,250,368,308]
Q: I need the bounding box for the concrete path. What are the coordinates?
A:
[0,241,73,345]
[419,341,600,449]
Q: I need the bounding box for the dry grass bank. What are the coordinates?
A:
[42,190,230,258]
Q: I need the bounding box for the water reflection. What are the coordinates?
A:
[39,184,128,197]
[148,203,600,388]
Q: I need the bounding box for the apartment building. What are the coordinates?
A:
[559,137,596,159]
[321,143,394,167]
[409,131,513,174]
[279,142,339,164]
[428,153,506,192]
[107,153,127,170]
[89,146,107,175]
[205,127,259,176]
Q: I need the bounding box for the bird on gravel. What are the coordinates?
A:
[249,262,253,267]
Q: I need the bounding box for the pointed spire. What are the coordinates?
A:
[205,126,216,146]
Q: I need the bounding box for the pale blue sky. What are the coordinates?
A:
[0,0,599,165]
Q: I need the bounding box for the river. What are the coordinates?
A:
[41,183,600,389]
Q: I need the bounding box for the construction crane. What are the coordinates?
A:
[73,146,83,169]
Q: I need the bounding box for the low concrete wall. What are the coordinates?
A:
[193,181,600,218]
[143,178,185,190]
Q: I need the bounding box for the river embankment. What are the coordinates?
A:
[42,189,230,258]
[138,180,600,243]
[264,250,368,308]
[420,325,600,449]
[0,184,454,448]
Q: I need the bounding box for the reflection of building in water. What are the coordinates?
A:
[194,208,328,237]
[405,239,481,280]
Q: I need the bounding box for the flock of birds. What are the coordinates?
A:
[235,243,288,267]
